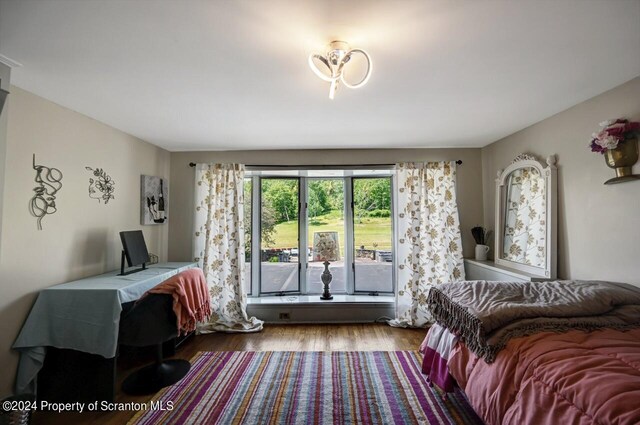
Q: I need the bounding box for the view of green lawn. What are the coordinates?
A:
[262,210,392,254]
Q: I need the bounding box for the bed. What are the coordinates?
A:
[421,279,640,425]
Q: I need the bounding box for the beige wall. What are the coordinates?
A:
[482,77,640,284]
[0,87,171,397]
[0,63,11,260]
[168,149,484,262]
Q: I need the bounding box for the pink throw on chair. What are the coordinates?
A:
[148,268,211,335]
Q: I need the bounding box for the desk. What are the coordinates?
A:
[12,262,197,398]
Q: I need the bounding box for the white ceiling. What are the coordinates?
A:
[1,0,639,151]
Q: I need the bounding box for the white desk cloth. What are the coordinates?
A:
[12,262,197,394]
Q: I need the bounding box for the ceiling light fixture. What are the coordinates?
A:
[308,41,372,99]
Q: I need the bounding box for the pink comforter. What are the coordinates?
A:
[448,328,640,425]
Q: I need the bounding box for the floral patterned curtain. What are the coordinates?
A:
[502,167,546,267]
[193,163,263,333]
[389,162,465,328]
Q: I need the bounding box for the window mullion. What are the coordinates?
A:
[251,176,260,297]
[344,177,354,294]
[299,177,308,294]
[390,175,397,295]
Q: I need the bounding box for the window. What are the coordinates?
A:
[307,178,346,293]
[260,178,300,294]
[353,177,393,293]
[243,170,394,296]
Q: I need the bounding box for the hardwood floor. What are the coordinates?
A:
[32,324,427,425]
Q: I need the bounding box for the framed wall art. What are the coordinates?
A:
[140,175,168,225]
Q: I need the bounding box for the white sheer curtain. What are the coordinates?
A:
[193,163,263,333]
[390,161,465,328]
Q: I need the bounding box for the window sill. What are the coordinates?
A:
[246,295,395,323]
[247,294,394,305]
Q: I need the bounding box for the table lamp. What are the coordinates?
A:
[313,232,340,300]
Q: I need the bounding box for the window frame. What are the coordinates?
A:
[257,176,301,295]
[351,176,395,295]
[245,170,395,297]
[303,176,349,295]
[243,176,255,297]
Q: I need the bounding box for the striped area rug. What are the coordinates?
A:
[128,351,483,424]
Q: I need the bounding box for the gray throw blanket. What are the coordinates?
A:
[427,280,640,362]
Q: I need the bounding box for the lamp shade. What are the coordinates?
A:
[313,232,340,262]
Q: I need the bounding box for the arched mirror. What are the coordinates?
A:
[495,154,557,279]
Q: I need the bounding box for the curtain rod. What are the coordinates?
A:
[188,160,462,168]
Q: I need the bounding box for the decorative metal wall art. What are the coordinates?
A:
[140,175,168,224]
[29,154,63,230]
[85,167,115,204]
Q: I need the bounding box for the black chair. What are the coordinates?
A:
[118,294,191,395]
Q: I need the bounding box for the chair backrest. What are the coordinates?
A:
[118,294,177,347]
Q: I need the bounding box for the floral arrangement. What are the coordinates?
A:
[589,118,640,154]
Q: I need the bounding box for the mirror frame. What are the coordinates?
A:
[495,153,557,279]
